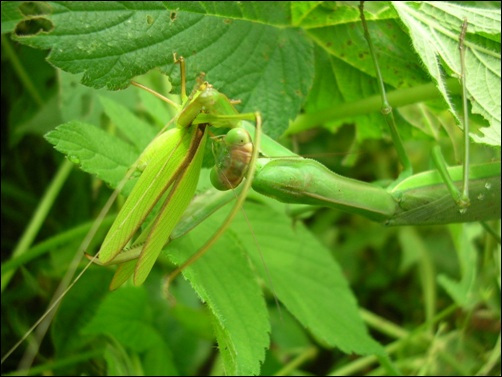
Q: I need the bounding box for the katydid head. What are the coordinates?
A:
[197,84,218,109]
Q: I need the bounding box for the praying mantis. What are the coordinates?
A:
[2,2,500,375]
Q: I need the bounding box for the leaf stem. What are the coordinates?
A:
[1,160,73,291]
[1,34,44,106]
[459,18,470,207]
[274,346,318,376]
[359,1,412,181]
[1,215,115,274]
[286,79,461,135]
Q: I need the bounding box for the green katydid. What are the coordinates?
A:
[93,58,263,289]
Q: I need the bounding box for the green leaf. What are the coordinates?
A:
[303,45,384,140]
[99,96,156,152]
[168,197,384,375]
[437,223,480,309]
[14,1,314,139]
[83,287,159,351]
[301,6,429,140]
[1,2,24,34]
[44,120,138,192]
[166,1,293,26]
[52,269,112,355]
[307,17,428,89]
[82,286,179,375]
[134,71,178,127]
[168,215,270,376]
[102,340,137,376]
[232,202,384,356]
[392,1,501,146]
[59,70,138,125]
[292,1,397,29]
[12,94,63,141]
[269,306,312,352]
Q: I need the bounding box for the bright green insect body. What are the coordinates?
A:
[99,124,208,287]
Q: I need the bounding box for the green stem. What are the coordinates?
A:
[459,18,470,207]
[274,346,318,376]
[479,221,501,244]
[329,304,458,376]
[286,79,461,135]
[360,309,409,339]
[1,160,74,292]
[476,333,501,376]
[1,34,44,106]
[3,349,104,376]
[1,215,115,274]
[359,2,412,180]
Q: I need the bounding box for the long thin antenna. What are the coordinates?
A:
[2,253,101,365]
[131,81,181,110]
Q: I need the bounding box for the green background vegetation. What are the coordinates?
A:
[1,2,500,376]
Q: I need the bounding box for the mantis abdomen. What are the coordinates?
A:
[252,157,501,226]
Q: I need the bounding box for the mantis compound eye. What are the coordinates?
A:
[225,127,251,147]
